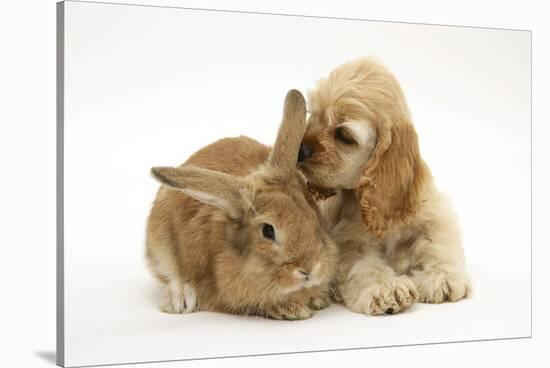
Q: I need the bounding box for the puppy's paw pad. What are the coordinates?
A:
[350,276,418,315]
[412,270,470,303]
[159,283,197,314]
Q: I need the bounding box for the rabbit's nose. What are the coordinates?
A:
[298,270,311,281]
[297,144,314,162]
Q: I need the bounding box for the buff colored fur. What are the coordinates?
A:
[299,58,471,315]
[146,90,338,320]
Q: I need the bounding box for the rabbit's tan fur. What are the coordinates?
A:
[299,58,470,315]
[146,90,338,320]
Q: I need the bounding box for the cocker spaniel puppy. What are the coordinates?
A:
[298,57,471,315]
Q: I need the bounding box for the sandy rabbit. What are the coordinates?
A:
[146,90,338,320]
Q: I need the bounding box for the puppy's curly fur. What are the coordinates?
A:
[299,58,471,315]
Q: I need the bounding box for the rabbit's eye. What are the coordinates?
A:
[261,223,275,240]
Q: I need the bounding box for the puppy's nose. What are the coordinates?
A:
[298,270,311,281]
[297,144,314,162]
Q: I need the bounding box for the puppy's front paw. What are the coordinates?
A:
[266,301,314,321]
[159,282,197,314]
[349,275,418,315]
[309,295,330,311]
[411,268,470,303]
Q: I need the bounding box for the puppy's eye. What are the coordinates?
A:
[335,127,356,145]
[261,223,276,240]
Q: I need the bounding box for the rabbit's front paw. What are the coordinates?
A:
[349,275,418,315]
[266,301,314,321]
[159,282,197,314]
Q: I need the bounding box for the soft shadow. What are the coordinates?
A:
[35,351,56,365]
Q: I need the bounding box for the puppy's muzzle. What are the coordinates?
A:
[297,144,314,163]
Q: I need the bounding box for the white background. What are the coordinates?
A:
[63,1,530,366]
[0,1,548,368]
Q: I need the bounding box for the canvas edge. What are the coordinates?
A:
[56,1,66,367]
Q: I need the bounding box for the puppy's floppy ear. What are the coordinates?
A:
[355,116,429,238]
[151,165,252,219]
[268,89,307,173]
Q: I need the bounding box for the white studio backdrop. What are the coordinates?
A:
[61,1,530,367]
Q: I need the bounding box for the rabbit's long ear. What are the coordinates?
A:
[268,89,307,173]
[151,166,251,219]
